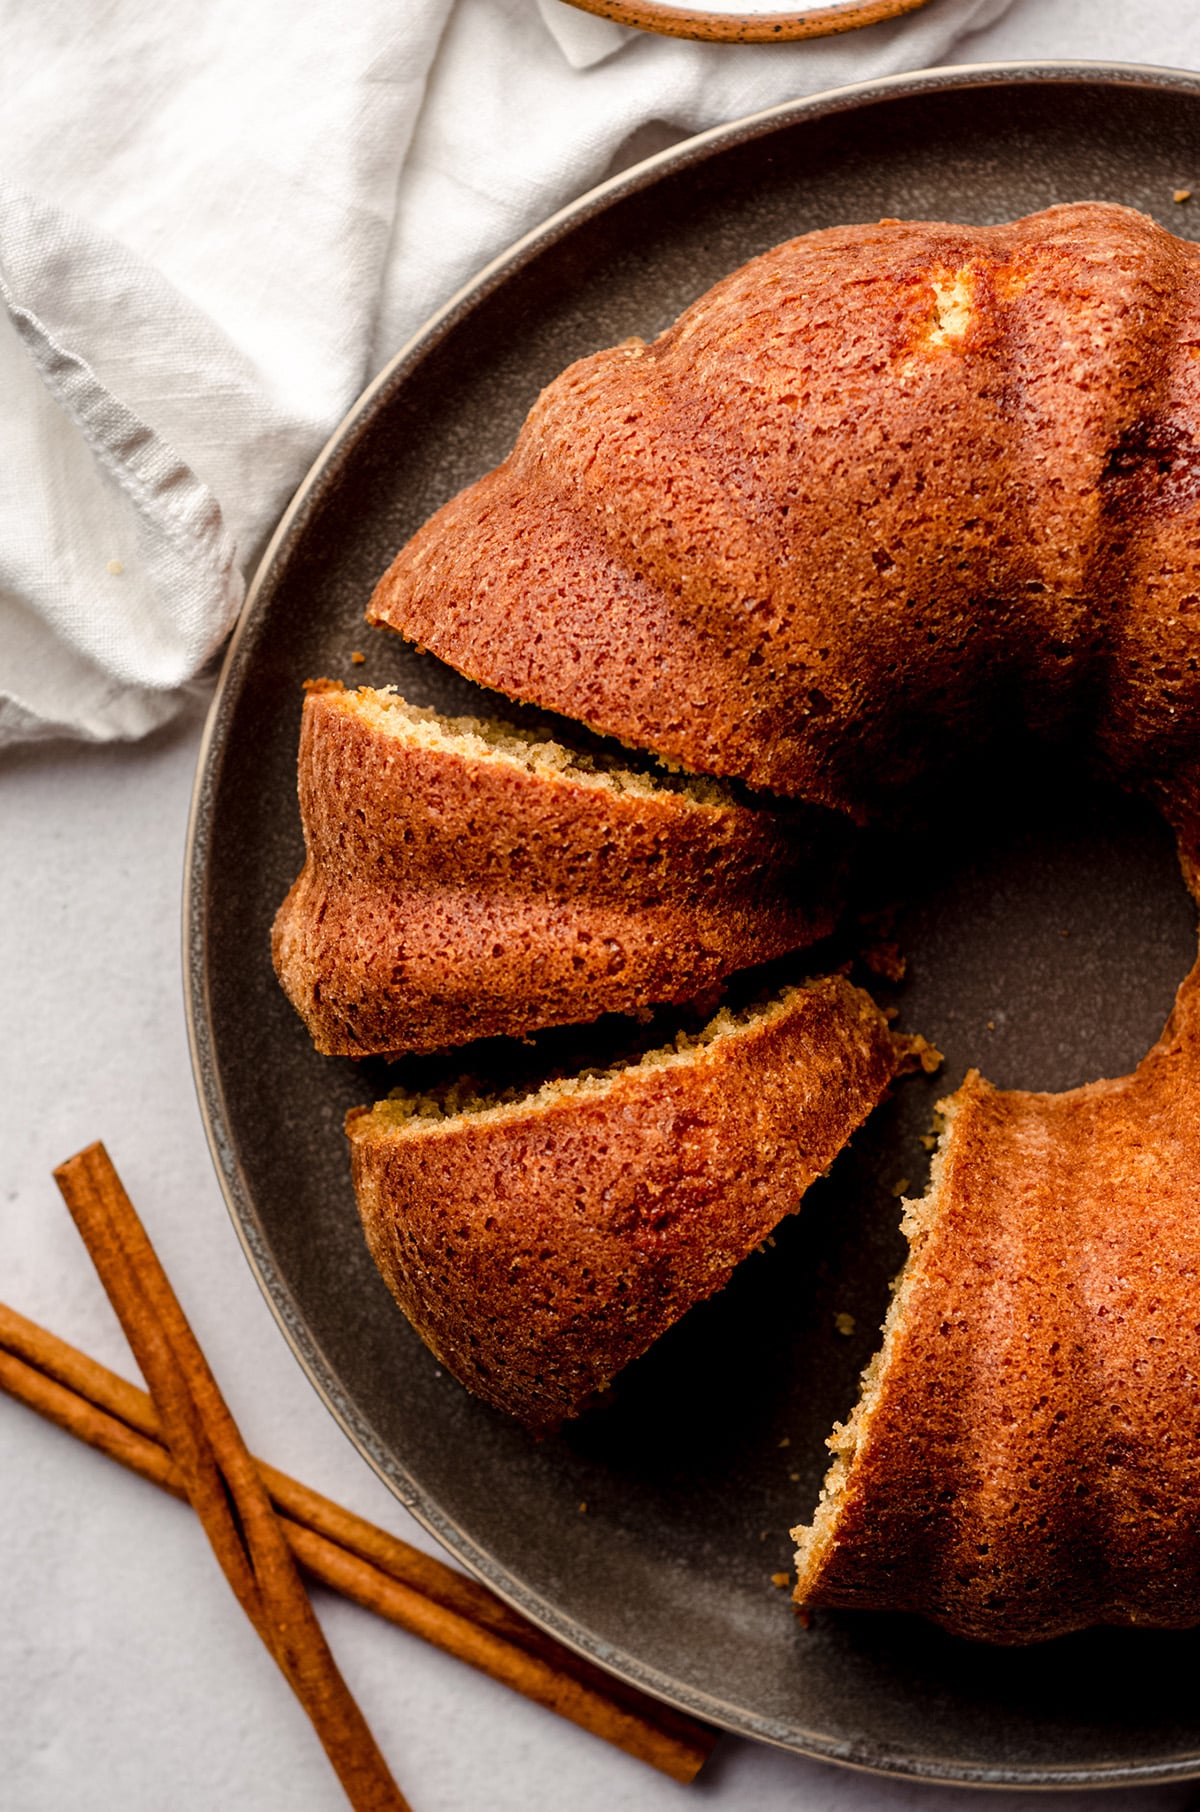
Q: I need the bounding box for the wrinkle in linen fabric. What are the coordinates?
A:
[0,0,453,745]
[0,0,1011,747]
[0,193,243,744]
[2,262,240,690]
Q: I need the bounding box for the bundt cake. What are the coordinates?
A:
[367,201,1200,823]
[273,681,842,1058]
[296,201,1200,1640]
[792,928,1200,1642]
[346,980,925,1430]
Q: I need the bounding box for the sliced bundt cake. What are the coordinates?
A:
[294,201,1200,1638]
[273,682,842,1058]
[347,979,930,1430]
[793,936,1200,1643]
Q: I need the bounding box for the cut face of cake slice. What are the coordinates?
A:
[272,682,845,1058]
[347,979,928,1431]
[793,951,1200,1643]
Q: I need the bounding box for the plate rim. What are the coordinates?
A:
[557,0,932,47]
[184,58,1200,1790]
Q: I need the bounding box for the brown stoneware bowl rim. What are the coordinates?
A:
[557,0,931,47]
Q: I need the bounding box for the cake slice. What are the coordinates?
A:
[792,954,1200,1642]
[273,681,843,1058]
[347,978,928,1430]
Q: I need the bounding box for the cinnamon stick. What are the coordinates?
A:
[7,1183,717,1785]
[0,1303,714,1782]
[53,1143,409,1812]
[0,1343,182,1496]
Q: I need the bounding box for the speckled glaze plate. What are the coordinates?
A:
[186,65,1200,1788]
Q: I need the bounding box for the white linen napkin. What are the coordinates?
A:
[0,0,1012,746]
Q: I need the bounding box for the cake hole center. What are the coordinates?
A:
[870,767,1196,1096]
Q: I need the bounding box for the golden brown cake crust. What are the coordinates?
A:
[793,937,1200,1643]
[368,202,1200,819]
[347,979,910,1430]
[272,682,841,1057]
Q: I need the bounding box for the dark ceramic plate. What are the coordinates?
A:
[186,64,1200,1788]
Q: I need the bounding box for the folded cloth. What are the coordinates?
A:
[0,0,1011,746]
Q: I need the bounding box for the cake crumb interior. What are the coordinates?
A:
[791,1090,963,1593]
[325,681,735,808]
[371,989,807,1135]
